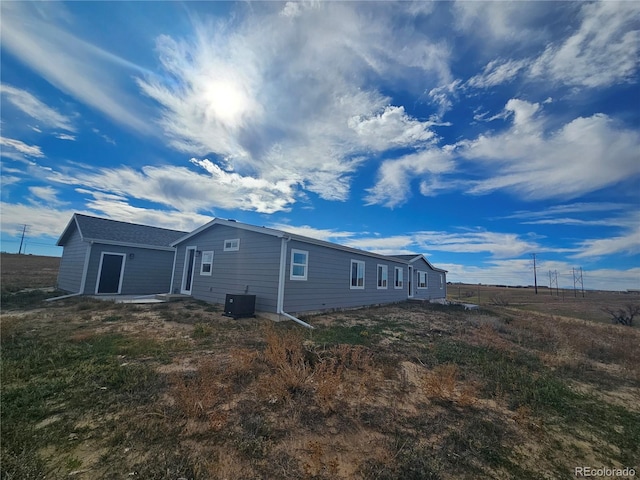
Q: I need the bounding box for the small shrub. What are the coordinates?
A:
[235,413,272,458]
[491,295,509,306]
[423,363,458,399]
[170,360,225,418]
[602,304,639,326]
[191,322,214,339]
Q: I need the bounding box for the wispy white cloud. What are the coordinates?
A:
[0,84,76,131]
[466,59,528,89]
[368,97,640,207]
[522,218,625,227]
[265,220,545,260]
[1,175,21,187]
[28,186,67,207]
[0,137,44,158]
[529,1,640,88]
[47,159,297,214]
[411,229,540,259]
[135,2,448,205]
[79,191,212,233]
[365,147,455,208]
[573,225,640,259]
[269,223,357,243]
[0,202,79,238]
[463,1,640,91]
[428,80,462,117]
[92,129,116,146]
[55,133,76,141]
[1,2,153,135]
[292,227,542,260]
[515,205,639,230]
[459,99,640,200]
[503,202,630,221]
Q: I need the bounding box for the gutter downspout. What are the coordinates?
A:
[276,236,314,329]
[168,247,177,294]
[45,292,82,302]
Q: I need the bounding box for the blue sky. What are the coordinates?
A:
[1,1,638,291]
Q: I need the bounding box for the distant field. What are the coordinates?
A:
[448,283,640,324]
[1,253,60,293]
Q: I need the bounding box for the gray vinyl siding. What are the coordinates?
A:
[283,240,409,314]
[411,258,446,300]
[84,243,175,295]
[57,227,88,293]
[172,225,282,312]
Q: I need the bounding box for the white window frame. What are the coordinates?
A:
[200,250,213,276]
[394,267,404,289]
[223,238,240,252]
[377,264,388,289]
[418,271,428,289]
[440,273,444,289]
[350,260,365,290]
[290,249,308,281]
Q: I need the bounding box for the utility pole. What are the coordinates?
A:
[531,253,538,294]
[17,224,29,254]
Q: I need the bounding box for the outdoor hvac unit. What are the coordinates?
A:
[224,294,256,319]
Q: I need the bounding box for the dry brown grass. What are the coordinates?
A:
[507,313,640,382]
[3,259,639,480]
[421,363,479,407]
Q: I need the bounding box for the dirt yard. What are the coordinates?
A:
[1,256,639,479]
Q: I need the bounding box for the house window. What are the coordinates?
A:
[350,260,365,289]
[224,238,240,251]
[200,251,213,275]
[377,265,388,289]
[440,274,444,289]
[418,271,428,289]
[394,267,403,289]
[290,249,308,280]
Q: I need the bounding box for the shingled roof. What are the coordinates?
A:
[389,253,447,273]
[57,214,188,249]
[390,254,422,261]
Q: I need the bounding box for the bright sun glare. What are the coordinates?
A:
[203,80,249,126]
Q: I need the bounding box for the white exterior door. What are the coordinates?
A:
[181,246,197,294]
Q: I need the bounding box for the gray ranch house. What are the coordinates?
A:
[170,219,447,321]
[56,214,187,295]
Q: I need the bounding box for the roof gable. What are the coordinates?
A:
[57,214,188,249]
[173,219,415,264]
[171,218,285,246]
